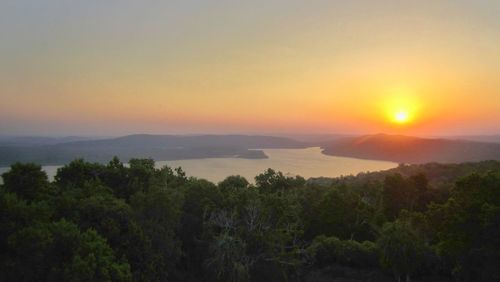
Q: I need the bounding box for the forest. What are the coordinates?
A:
[1,158,499,282]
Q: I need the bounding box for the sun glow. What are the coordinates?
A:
[380,85,421,126]
[388,105,415,125]
[394,110,410,123]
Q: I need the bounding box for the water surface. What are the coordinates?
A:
[0,147,396,183]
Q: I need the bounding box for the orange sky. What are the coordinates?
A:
[1,1,499,136]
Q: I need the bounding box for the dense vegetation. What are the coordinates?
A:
[1,159,499,281]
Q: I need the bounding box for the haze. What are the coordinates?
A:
[1,0,499,136]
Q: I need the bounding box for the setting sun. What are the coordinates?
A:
[394,111,410,124]
[379,86,420,128]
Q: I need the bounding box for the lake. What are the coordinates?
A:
[0,147,396,183]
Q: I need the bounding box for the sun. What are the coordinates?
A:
[377,84,423,128]
[380,85,420,126]
[394,110,409,123]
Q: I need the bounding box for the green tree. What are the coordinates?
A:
[0,191,53,267]
[219,175,249,191]
[255,169,305,193]
[101,157,130,199]
[382,174,410,220]
[178,179,221,279]
[130,188,184,280]
[2,163,50,201]
[205,232,250,282]
[312,187,374,240]
[427,172,500,281]
[68,193,152,281]
[5,219,131,282]
[306,235,379,269]
[55,159,105,187]
[377,221,426,282]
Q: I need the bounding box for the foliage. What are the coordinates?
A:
[3,219,131,281]
[2,163,50,201]
[427,172,500,281]
[1,158,499,281]
[377,221,427,281]
[306,235,379,268]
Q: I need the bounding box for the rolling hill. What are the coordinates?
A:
[321,134,500,164]
[0,134,307,166]
[3,133,500,167]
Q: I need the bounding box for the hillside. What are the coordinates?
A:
[0,134,307,166]
[445,134,500,143]
[0,136,97,146]
[321,134,500,164]
[308,160,500,189]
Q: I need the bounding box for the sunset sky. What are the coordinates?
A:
[1,0,499,136]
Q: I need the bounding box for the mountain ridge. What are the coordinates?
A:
[321,133,500,164]
[0,134,307,166]
[2,133,500,167]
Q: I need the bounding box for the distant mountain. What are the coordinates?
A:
[5,133,499,167]
[321,134,500,164]
[63,134,306,149]
[0,136,99,147]
[277,133,356,143]
[443,135,500,143]
[0,134,307,166]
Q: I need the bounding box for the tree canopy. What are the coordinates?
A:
[1,159,499,281]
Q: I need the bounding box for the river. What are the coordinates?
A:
[0,147,396,183]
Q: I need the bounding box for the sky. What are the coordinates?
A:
[1,0,499,136]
